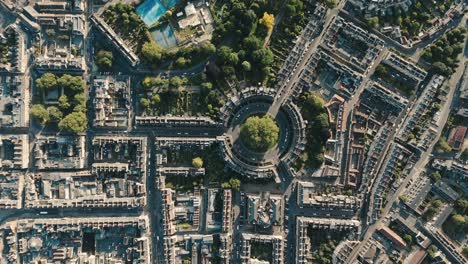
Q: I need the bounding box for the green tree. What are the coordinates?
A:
[140,98,150,110]
[451,214,466,227]
[30,104,49,125]
[74,104,87,113]
[151,94,161,106]
[324,0,337,8]
[228,178,241,190]
[170,76,185,88]
[367,17,379,29]
[252,48,274,67]
[429,171,442,182]
[432,199,443,209]
[59,112,87,133]
[455,198,468,215]
[374,65,388,77]
[192,157,203,168]
[436,138,452,153]
[58,94,70,110]
[315,113,330,129]
[201,82,213,90]
[36,73,57,91]
[175,57,188,67]
[57,74,85,93]
[403,234,412,245]
[306,93,325,112]
[240,115,279,152]
[201,41,216,55]
[96,50,113,69]
[217,46,239,66]
[242,61,251,71]
[222,66,236,78]
[462,148,468,161]
[432,62,452,76]
[427,245,437,259]
[74,93,86,107]
[399,195,408,203]
[45,29,56,37]
[47,106,63,122]
[243,36,263,50]
[463,247,468,258]
[141,41,164,64]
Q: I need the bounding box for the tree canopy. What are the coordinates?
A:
[192,157,204,168]
[295,92,330,170]
[47,106,63,123]
[252,48,274,67]
[59,112,87,133]
[217,46,239,66]
[96,50,113,69]
[240,115,279,152]
[30,104,49,125]
[35,73,57,91]
[141,41,164,64]
[36,73,85,93]
[56,74,85,93]
[221,178,241,190]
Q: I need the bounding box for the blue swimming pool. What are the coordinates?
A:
[136,0,180,26]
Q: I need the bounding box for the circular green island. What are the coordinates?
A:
[240,115,279,152]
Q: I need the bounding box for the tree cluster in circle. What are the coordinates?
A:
[240,115,279,152]
[295,92,330,170]
[31,73,87,133]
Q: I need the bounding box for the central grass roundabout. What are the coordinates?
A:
[240,115,279,152]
